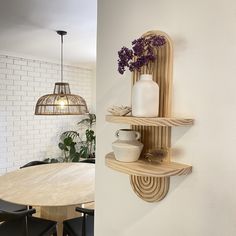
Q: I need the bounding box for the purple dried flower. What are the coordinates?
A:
[118,35,166,75]
[118,47,133,74]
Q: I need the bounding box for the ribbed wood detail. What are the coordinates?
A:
[130,176,169,202]
[105,152,192,177]
[130,30,173,202]
[131,30,173,161]
[106,115,193,127]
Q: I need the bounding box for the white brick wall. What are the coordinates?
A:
[0,54,94,174]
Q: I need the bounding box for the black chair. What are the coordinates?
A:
[0,161,49,218]
[0,208,57,236]
[20,160,48,169]
[19,160,49,210]
[63,207,94,236]
[0,161,48,214]
[0,199,27,212]
[79,159,95,164]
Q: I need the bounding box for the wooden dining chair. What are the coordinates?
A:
[0,208,57,236]
[63,206,94,236]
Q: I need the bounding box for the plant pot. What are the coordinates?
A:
[131,74,159,117]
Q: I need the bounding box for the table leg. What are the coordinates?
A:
[40,206,81,236]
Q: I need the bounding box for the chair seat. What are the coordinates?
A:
[63,215,94,236]
[0,216,57,236]
[0,199,27,212]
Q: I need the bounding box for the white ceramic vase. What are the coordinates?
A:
[112,129,143,162]
[132,74,159,117]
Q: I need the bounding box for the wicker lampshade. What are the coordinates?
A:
[35,82,88,115]
[35,30,88,115]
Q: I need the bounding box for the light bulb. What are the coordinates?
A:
[59,100,65,108]
[56,96,67,109]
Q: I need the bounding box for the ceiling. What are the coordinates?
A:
[0,0,97,67]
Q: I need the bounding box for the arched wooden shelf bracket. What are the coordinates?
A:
[105,30,193,202]
[130,176,170,202]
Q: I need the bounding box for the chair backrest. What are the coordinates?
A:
[80,159,95,164]
[20,161,48,169]
[0,199,27,213]
[79,160,95,235]
[85,213,94,236]
[0,208,36,222]
[0,208,36,236]
[76,207,94,236]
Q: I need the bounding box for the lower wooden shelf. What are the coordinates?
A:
[105,152,192,202]
[105,152,192,177]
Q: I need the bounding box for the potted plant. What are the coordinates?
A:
[44,113,96,163]
[58,136,80,162]
[118,34,166,117]
[61,113,96,162]
[44,136,81,163]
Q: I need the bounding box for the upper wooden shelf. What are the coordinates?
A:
[106,115,194,127]
[105,152,192,178]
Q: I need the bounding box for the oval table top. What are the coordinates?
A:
[0,163,95,207]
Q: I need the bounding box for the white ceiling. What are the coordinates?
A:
[0,0,97,67]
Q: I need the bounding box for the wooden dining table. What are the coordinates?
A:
[0,163,95,236]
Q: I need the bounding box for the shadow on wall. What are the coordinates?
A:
[171,126,192,156]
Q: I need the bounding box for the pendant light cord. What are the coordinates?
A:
[61,34,63,83]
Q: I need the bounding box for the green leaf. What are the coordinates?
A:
[71,152,80,162]
[79,146,89,159]
[59,142,67,150]
[86,129,95,142]
[60,131,80,141]
[64,137,73,146]
[77,113,96,129]
[70,145,76,155]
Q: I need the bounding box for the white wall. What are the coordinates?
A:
[0,54,94,174]
[96,0,236,235]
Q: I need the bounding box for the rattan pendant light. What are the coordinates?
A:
[35,31,88,115]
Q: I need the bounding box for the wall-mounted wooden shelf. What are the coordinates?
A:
[105,30,193,202]
[106,115,194,127]
[105,152,192,177]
